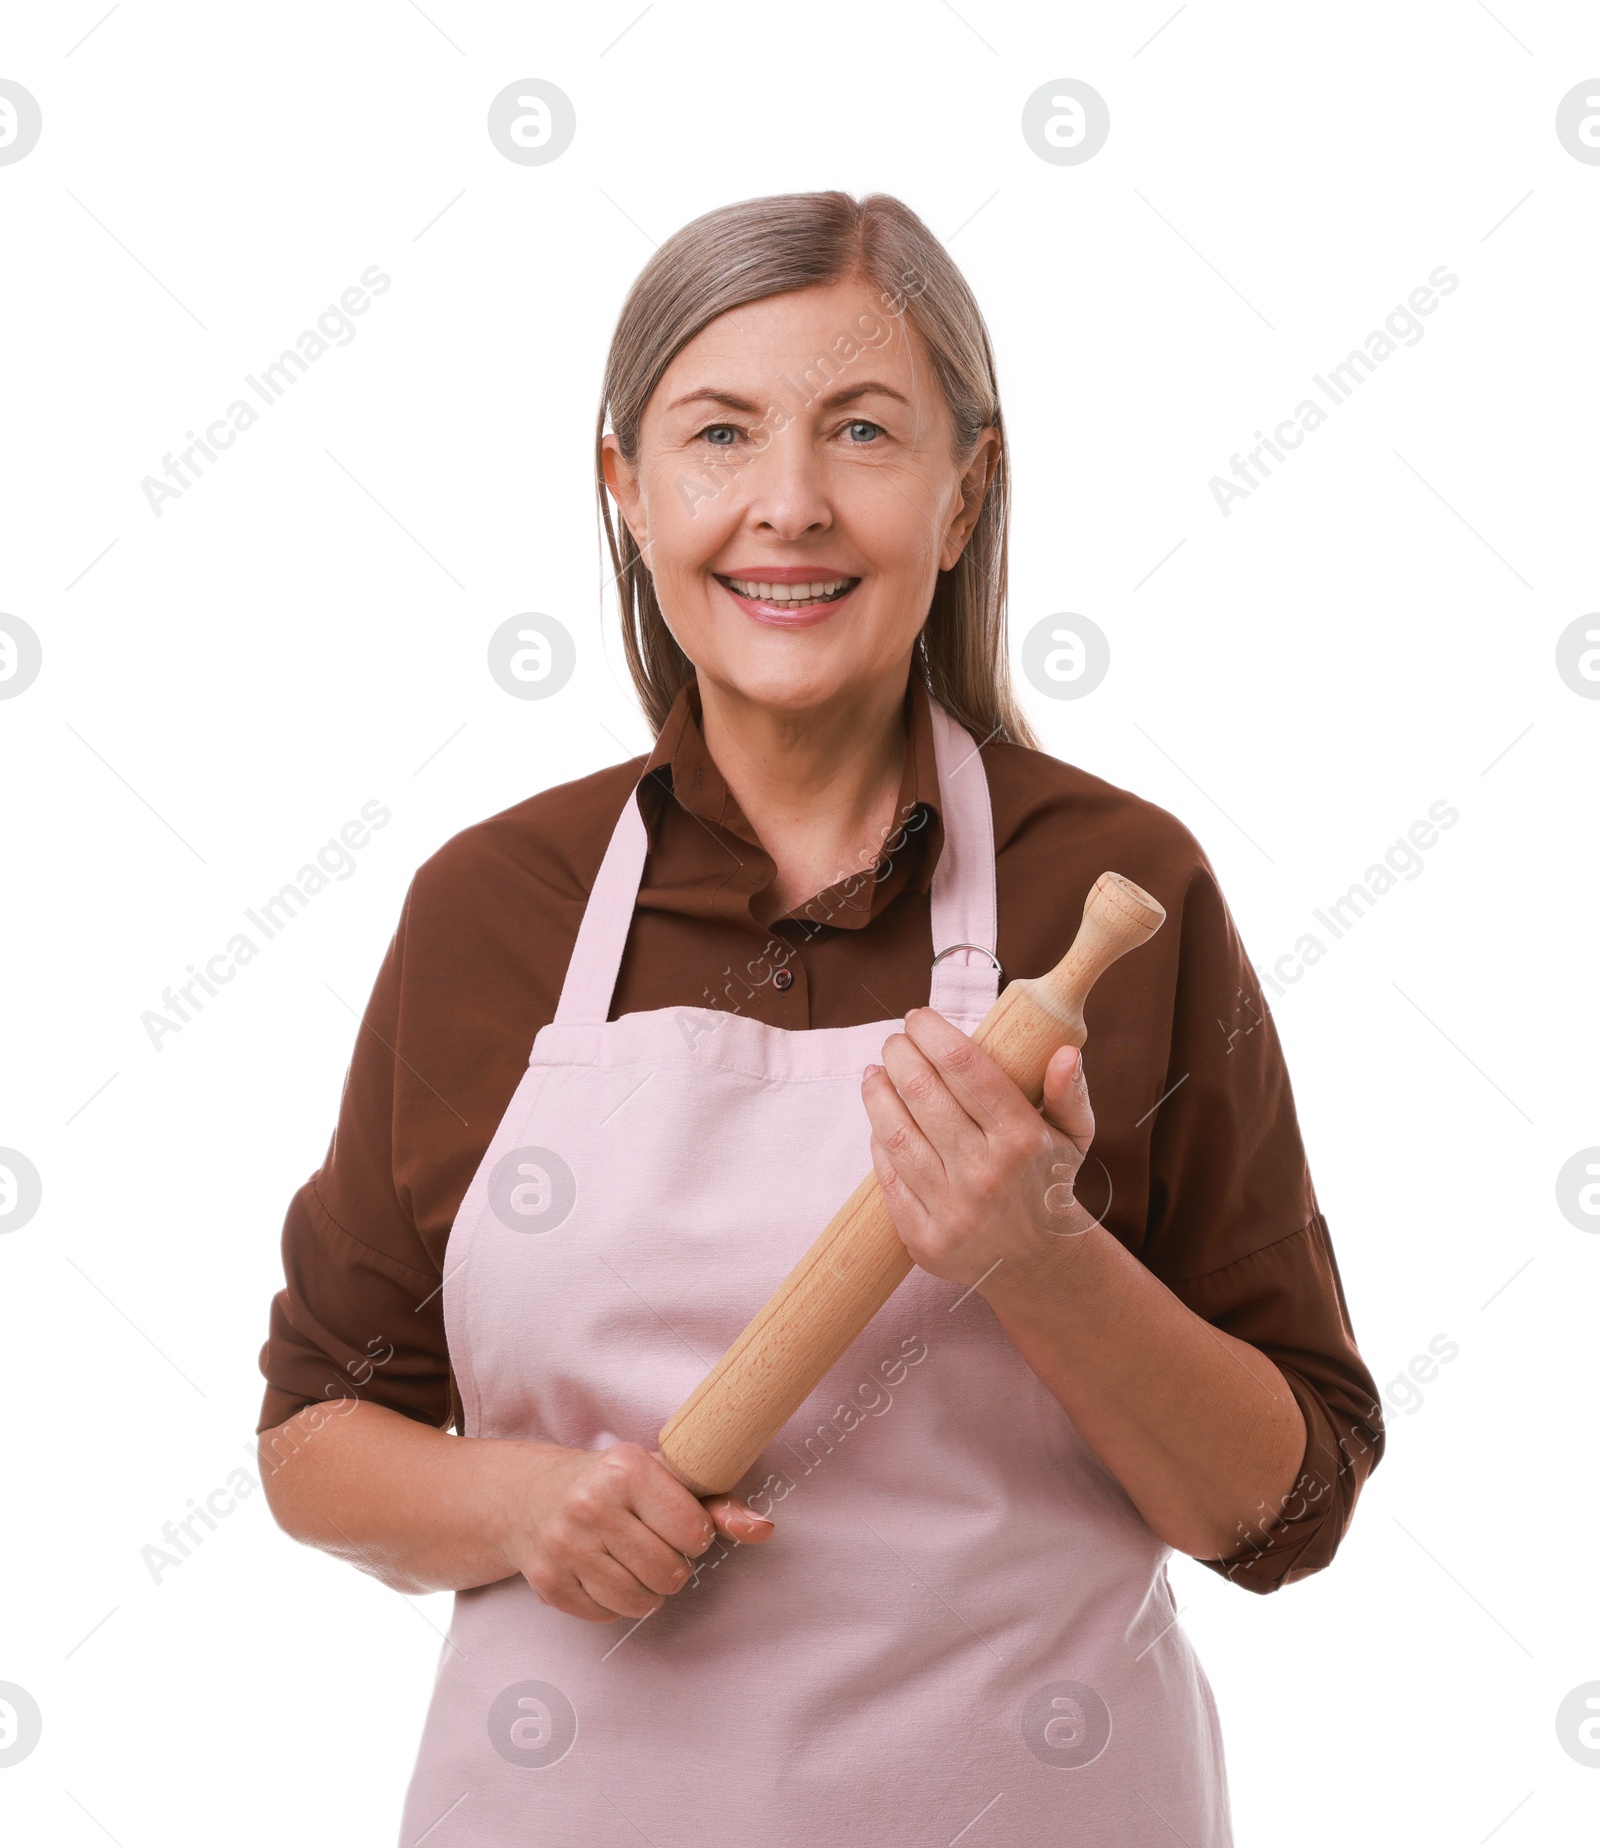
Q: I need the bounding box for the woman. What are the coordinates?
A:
[257,190,1383,1846]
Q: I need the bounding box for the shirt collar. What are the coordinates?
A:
[636,670,944,926]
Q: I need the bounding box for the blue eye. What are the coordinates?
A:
[701,424,738,446]
[845,420,883,443]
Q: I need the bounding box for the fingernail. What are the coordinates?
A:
[863,1062,881,1080]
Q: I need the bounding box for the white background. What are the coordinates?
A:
[2,2,1597,1843]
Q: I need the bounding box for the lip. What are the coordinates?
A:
[717,565,857,582]
[712,570,861,629]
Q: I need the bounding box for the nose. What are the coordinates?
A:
[736,424,834,541]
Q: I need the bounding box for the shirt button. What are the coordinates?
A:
[773,968,794,991]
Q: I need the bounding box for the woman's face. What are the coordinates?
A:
[602,275,998,718]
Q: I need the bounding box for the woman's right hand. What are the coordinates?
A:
[498,1440,775,1623]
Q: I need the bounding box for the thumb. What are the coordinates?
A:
[648,1447,776,1545]
[1040,1042,1095,1146]
[703,1493,776,1545]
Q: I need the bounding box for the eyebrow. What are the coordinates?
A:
[665,380,912,415]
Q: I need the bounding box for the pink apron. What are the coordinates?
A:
[399,698,1232,1847]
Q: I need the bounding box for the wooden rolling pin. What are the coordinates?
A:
[655,870,1167,1499]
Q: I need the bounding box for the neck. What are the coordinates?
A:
[696,661,916,921]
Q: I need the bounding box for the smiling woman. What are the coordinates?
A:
[594,228,1029,915]
[255,189,1383,1848]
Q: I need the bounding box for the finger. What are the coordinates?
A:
[1040,1043,1096,1149]
[630,1447,721,1558]
[577,1547,670,1621]
[868,1124,935,1244]
[703,1492,776,1545]
[862,1064,945,1211]
[602,1507,707,1598]
[642,1451,775,1548]
[533,1563,639,1624]
[880,1020,988,1162]
[901,1006,1036,1140]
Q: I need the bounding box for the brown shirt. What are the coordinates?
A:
[257,672,1383,1592]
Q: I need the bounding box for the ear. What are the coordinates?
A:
[600,433,650,556]
[938,425,1000,572]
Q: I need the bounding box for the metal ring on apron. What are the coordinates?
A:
[930,940,1002,975]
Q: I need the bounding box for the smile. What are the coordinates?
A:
[720,574,857,605]
[713,574,861,624]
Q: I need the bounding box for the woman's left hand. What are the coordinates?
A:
[862,1006,1098,1293]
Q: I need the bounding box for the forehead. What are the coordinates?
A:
[652,276,931,400]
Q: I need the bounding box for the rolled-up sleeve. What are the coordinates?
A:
[1169,1215,1383,1590]
[256,880,457,1437]
[1139,846,1384,1592]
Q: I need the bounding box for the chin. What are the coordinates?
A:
[700,649,860,716]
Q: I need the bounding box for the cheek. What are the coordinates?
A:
[636,465,745,614]
[845,476,947,573]
[642,464,732,558]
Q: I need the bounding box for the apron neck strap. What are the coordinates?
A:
[924,697,1000,1022]
[552,692,1000,1027]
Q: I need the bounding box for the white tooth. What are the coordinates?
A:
[728,577,854,601]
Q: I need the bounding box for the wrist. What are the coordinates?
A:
[981,1200,1101,1316]
[474,1436,555,1578]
